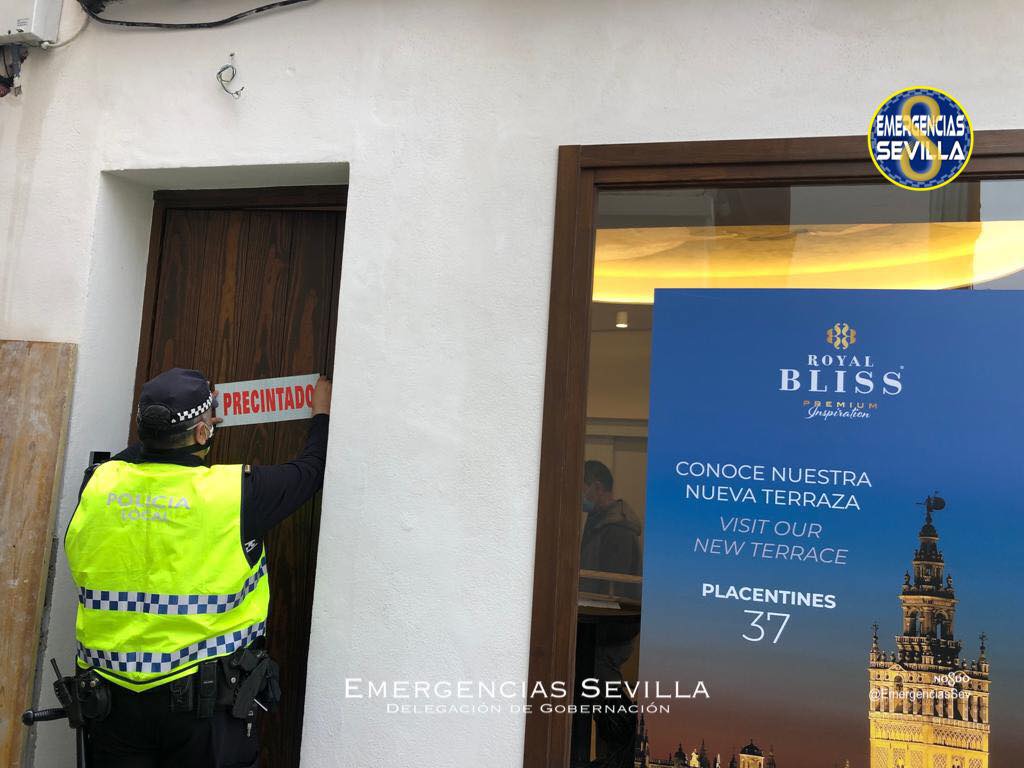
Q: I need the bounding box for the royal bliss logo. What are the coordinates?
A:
[779,324,904,421]
[825,322,856,350]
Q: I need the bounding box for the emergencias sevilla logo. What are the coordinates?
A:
[826,323,857,350]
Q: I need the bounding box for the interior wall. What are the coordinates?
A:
[1,2,1022,766]
[587,330,652,421]
[585,328,652,524]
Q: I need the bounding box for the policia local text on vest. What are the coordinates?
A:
[63,368,331,768]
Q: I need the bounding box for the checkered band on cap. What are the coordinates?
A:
[78,621,266,675]
[170,392,214,425]
[78,556,267,615]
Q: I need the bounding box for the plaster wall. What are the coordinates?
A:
[1,1,1022,766]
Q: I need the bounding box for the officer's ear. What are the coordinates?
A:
[194,420,209,446]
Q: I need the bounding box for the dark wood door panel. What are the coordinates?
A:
[137,199,344,767]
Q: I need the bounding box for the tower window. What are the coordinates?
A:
[908,612,921,636]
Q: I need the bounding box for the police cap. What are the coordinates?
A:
[137,368,214,435]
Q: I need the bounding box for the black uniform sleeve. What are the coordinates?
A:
[240,415,330,562]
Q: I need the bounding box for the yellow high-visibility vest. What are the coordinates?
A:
[66,461,269,692]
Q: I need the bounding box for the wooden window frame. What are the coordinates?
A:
[522,130,1024,768]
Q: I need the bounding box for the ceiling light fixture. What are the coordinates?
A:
[615,311,629,329]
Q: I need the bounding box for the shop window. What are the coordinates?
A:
[579,178,1024,765]
[524,133,1024,768]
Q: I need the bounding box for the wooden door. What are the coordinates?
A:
[132,186,345,767]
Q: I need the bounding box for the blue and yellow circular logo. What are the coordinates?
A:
[868,87,973,191]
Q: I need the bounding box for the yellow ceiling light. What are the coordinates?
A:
[593,221,1024,303]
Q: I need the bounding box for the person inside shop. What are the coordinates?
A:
[576,460,643,768]
[580,459,642,598]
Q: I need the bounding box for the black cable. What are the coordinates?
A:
[77,0,316,30]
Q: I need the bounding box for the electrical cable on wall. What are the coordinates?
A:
[77,0,317,30]
[41,14,91,50]
[0,1,316,98]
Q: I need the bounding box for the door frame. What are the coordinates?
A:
[522,130,1024,768]
[131,184,347,438]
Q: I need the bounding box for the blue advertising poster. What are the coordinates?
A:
[637,289,1022,768]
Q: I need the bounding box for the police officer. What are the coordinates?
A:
[65,367,332,767]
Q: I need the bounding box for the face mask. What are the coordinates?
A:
[201,422,215,449]
[582,495,595,513]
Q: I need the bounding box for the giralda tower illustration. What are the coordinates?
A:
[868,496,990,768]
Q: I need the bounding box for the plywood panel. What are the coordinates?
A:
[0,340,76,768]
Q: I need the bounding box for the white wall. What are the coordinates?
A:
[2,1,1022,766]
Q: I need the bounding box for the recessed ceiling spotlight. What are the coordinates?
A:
[615,311,629,329]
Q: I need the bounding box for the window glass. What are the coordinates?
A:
[571,180,1024,767]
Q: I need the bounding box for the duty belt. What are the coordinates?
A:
[165,647,281,735]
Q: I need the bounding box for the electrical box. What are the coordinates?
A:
[0,0,63,45]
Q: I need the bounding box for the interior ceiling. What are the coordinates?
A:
[593,220,1024,303]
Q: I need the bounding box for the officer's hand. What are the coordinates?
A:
[209,384,224,426]
[312,375,332,416]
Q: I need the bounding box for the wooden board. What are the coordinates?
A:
[0,340,77,767]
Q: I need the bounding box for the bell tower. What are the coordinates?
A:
[868,496,990,768]
[897,496,960,667]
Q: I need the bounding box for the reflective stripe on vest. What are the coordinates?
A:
[66,461,269,692]
[77,555,268,615]
[78,620,267,675]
